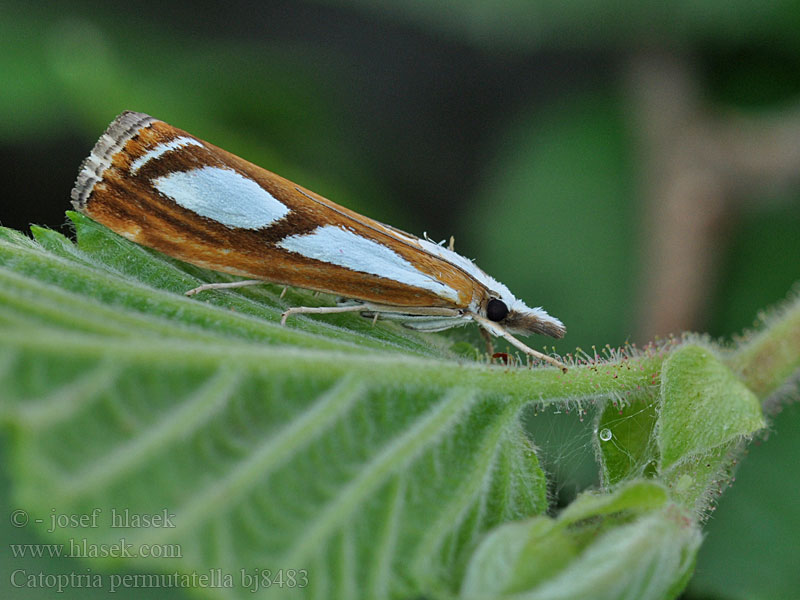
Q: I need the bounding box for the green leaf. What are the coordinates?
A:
[659,345,765,471]
[595,389,659,486]
[0,215,651,599]
[1,214,797,599]
[658,345,767,514]
[460,480,700,600]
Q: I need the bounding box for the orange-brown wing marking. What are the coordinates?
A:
[76,116,480,308]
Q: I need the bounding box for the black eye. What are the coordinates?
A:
[486,298,509,322]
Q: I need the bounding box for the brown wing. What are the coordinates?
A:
[72,112,480,308]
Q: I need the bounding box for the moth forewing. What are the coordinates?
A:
[71,111,567,369]
[73,113,476,308]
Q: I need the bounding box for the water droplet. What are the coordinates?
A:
[599,428,612,441]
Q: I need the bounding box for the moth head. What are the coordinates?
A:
[482,295,566,338]
[413,237,565,338]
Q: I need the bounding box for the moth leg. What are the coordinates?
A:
[479,326,494,356]
[471,314,567,371]
[280,287,288,299]
[282,303,461,326]
[185,279,265,296]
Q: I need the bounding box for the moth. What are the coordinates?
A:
[71,111,567,369]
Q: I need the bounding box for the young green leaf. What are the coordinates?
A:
[460,480,700,600]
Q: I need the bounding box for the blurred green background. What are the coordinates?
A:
[1,1,799,599]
